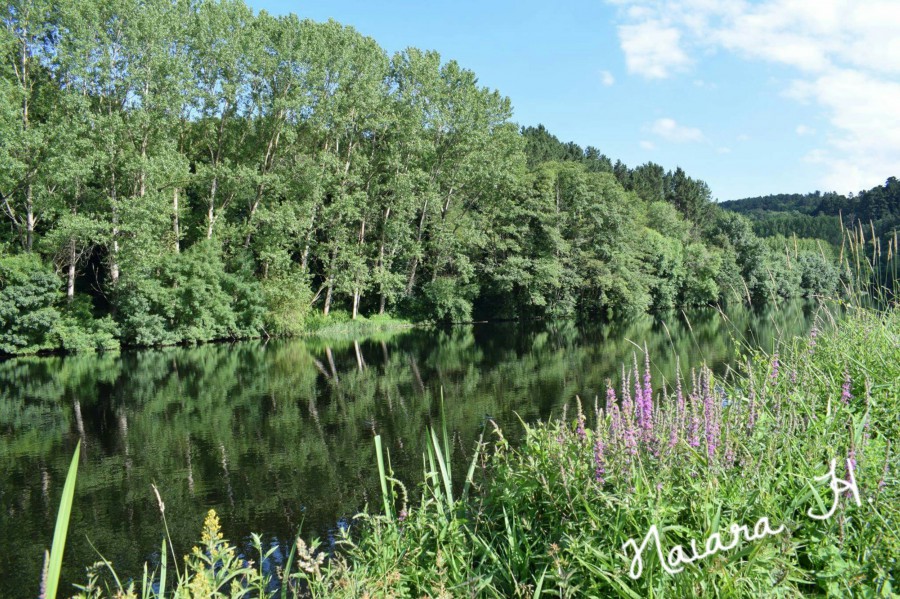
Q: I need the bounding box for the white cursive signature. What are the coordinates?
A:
[623,458,860,580]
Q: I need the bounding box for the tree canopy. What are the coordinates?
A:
[0,0,857,354]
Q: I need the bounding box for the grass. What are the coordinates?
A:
[49,301,898,597]
[42,440,81,599]
[302,311,419,340]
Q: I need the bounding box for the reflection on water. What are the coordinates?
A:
[0,301,832,594]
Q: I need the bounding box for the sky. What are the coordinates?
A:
[247,0,900,201]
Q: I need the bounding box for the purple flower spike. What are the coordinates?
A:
[609,404,622,446]
[747,378,757,432]
[668,416,679,450]
[643,347,653,413]
[688,391,701,449]
[642,348,654,437]
[841,372,853,406]
[593,436,606,484]
[770,353,780,381]
[605,382,616,413]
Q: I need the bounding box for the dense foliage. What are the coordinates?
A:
[0,0,845,353]
[723,179,900,260]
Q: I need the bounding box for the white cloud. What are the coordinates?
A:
[791,68,900,192]
[717,146,731,154]
[640,140,656,150]
[796,124,816,136]
[607,0,900,192]
[649,117,706,143]
[618,20,690,78]
[737,134,750,142]
[600,70,616,86]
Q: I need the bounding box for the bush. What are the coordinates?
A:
[54,296,120,352]
[0,254,62,355]
[262,272,312,336]
[115,241,265,346]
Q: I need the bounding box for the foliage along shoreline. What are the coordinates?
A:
[47,302,898,597]
[1,0,863,357]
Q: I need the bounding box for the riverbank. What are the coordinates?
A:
[49,302,897,597]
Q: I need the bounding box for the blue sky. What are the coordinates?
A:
[248,0,900,201]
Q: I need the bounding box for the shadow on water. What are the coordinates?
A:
[0,300,834,594]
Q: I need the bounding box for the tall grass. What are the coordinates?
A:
[42,440,80,599]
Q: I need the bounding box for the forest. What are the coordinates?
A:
[721,178,900,247]
[1,0,849,355]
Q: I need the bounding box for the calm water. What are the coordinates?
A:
[0,301,829,595]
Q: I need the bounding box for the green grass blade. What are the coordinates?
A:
[440,388,452,481]
[533,565,548,598]
[141,562,149,599]
[281,532,299,599]
[158,537,167,599]
[374,435,393,518]
[462,430,483,501]
[430,427,454,505]
[45,440,81,599]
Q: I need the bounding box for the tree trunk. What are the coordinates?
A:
[323,275,334,316]
[406,199,429,294]
[377,206,390,314]
[67,238,76,301]
[110,172,120,284]
[300,203,319,272]
[206,176,218,239]
[173,188,180,252]
[25,183,34,252]
[323,247,337,315]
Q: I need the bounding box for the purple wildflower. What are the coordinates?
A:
[609,404,622,446]
[605,381,616,413]
[633,355,646,434]
[688,390,701,449]
[398,508,407,522]
[643,347,654,435]
[624,420,638,457]
[747,368,756,431]
[621,366,634,419]
[668,411,679,450]
[841,372,853,406]
[593,436,606,484]
[575,396,586,442]
[703,370,719,461]
[770,353,780,381]
[809,326,818,354]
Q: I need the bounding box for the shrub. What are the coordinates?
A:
[0,254,62,355]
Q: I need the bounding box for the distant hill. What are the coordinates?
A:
[721,178,900,246]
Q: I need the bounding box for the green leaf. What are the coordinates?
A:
[45,440,80,599]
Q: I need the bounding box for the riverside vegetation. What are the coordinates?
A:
[6,0,896,356]
[39,301,898,597]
